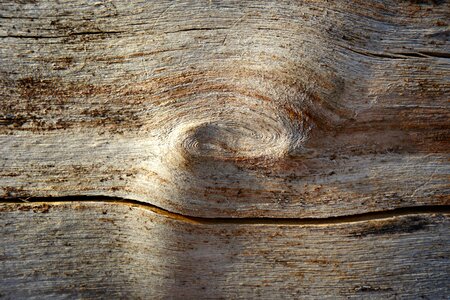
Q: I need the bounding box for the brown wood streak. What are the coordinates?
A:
[0,201,448,298]
[0,1,449,219]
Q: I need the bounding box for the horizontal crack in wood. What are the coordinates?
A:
[1,196,449,225]
[0,31,124,39]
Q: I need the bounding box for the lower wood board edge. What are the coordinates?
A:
[0,201,448,299]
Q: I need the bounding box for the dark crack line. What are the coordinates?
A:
[164,27,229,34]
[415,51,450,59]
[340,44,450,60]
[1,196,449,225]
[0,31,124,39]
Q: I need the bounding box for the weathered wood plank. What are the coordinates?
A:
[1,1,449,218]
[0,201,448,299]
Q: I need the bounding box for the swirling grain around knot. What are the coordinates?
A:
[164,97,309,165]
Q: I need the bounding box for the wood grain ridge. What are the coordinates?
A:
[1,0,449,218]
[0,201,448,299]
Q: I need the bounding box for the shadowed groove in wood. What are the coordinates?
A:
[2,196,449,225]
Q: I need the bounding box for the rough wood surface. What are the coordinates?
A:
[0,201,448,299]
[1,1,449,297]
[1,0,449,217]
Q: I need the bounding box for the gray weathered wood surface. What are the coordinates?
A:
[0,0,449,298]
[1,201,449,299]
[1,0,449,217]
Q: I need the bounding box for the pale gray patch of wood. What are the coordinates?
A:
[0,201,448,299]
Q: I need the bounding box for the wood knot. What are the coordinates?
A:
[165,109,309,165]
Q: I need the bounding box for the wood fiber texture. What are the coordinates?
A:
[0,0,449,217]
[0,201,449,299]
[0,1,449,298]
